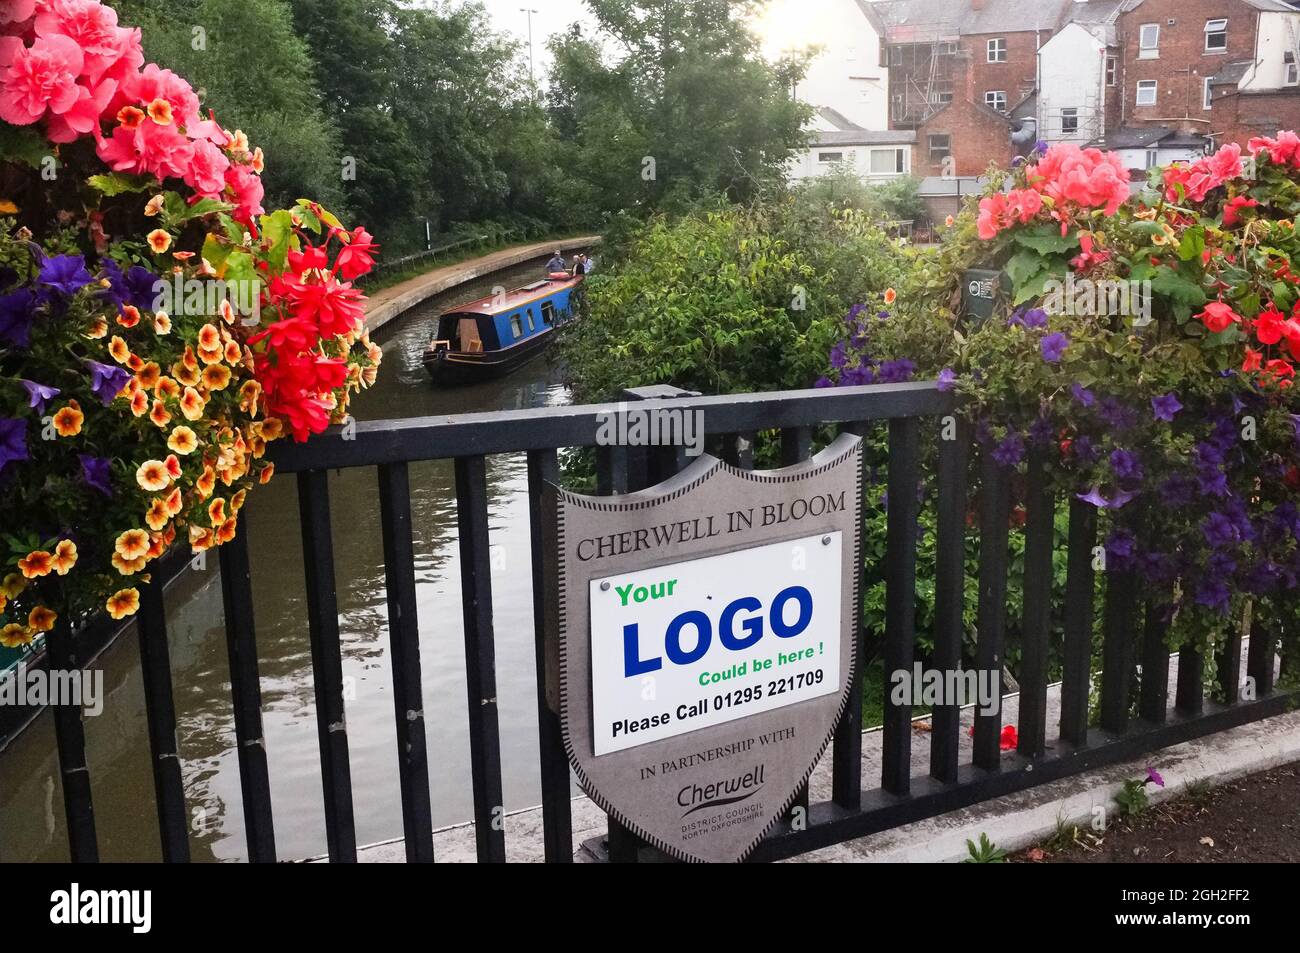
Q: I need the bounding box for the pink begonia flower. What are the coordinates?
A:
[185,137,231,198]
[94,118,194,181]
[225,163,265,225]
[123,62,201,129]
[1249,130,1300,168]
[0,0,36,27]
[46,75,117,143]
[34,0,143,85]
[0,33,85,126]
[1030,144,1130,217]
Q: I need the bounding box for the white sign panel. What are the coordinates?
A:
[589,532,842,755]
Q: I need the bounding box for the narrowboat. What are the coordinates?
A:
[423,273,583,386]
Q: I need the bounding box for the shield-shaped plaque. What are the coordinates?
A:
[543,433,861,862]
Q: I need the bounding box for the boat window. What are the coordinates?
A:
[541,302,556,325]
[510,314,524,339]
[526,308,536,332]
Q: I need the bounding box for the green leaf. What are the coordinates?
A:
[201,233,231,272]
[1151,266,1207,309]
[223,250,256,285]
[87,172,156,197]
[1177,226,1206,261]
[259,209,296,272]
[0,125,51,170]
[1011,224,1078,256]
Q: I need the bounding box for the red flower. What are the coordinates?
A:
[333,227,379,281]
[1222,195,1259,228]
[1255,306,1286,345]
[1197,301,1240,334]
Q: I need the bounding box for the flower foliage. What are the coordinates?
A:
[824,138,1300,661]
[1,0,381,642]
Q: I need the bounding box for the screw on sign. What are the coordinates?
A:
[543,434,862,862]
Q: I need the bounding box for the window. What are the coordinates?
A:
[1205,19,1227,52]
[1139,23,1159,58]
[1287,52,1299,86]
[509,314,524,339]
[985,90,1007,112]
[1146,148,1159,169]
[1136,79,1158,106]
[889,46,903,65]
[845,46,856,61]
[540,301,556,325]
[868,147,907,175]
[817,151,844,163]
[938,41,959,55]
[928,134,951,163]
[1106,55,1118,87]
[526,308,536,332]
[1061,108,1079,134]
[987,37,1007,63]
[931,90,954,105]
[1204,77,1214,110]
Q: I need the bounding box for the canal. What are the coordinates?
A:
[0,256,579,862]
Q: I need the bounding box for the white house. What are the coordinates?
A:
[787,0,890,131]
[1238,6,1300,91]
[788,108,917,181]
[1036,0,1125,146]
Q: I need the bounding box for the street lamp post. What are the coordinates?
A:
[521,7,538,89]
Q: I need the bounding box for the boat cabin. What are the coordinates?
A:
[432,277,578,354]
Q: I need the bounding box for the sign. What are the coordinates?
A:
[961,267,1009,325]
[544,434,861,862]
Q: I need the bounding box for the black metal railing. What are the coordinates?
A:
[31,380,1297,863]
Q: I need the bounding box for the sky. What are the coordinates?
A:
[476,0,850,81]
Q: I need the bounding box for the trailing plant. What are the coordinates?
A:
[0,0,381,642]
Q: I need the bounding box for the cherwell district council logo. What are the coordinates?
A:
[543,434,861,862]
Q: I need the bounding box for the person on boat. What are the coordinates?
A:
[570,254,586,277]
[582,254,595,274]
[545,250,566,275]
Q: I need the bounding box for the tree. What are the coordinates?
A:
[546,0,811,220]
[112,0,345,213]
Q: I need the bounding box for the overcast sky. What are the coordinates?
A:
[476,0,849,81]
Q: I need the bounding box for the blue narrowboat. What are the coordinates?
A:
[423,273,583,386]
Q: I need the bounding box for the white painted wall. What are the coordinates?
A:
[788,143,913,181]
[787,0,889,130]
[1037,22,1109,145]
[1241,11,1300,92]
[1112,144,1204,171]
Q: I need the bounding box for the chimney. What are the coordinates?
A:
[972,0,986,9]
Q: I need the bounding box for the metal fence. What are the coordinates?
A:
[34,380,1296,862]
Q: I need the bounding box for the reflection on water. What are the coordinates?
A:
[0,259,575,862]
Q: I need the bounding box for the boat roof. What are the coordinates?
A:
[446,274,583,317]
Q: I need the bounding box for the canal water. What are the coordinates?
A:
[0,257,579,862]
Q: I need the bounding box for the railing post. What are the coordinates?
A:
[137,574,191,862]
[1017,448,1053,759]
[882,417,920,795]
[972,453,1010,772]
[930,415,969,784]
[45,614,99,862]
[1060,498,1096,746]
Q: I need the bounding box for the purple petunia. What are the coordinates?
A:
[991,431,1024,467]
[79,454,113,497]
[937,367,957,392]
[21,380,60,414]
[1146,767,1165,788]
[0,287,36,348]
[1105,528,1136,563]
[38,254,94,297]
[1110,448,1143,484]
[99,259,162,313]
[1022,308,1048,329]
[1151,392,1182,422]
[83,359,132,406]
[1040,332,1069,363]
[0,418,28,474]
[1201,512,1239,549]
[877,358,915,383]
[1077,485,1137,510]
[1070,382,1096,408]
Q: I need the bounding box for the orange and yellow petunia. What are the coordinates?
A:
[17,550,53,579]
[52,401,84,437]
[106,589,141,620]
[136,460,170,492]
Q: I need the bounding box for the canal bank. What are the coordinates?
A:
[363,235,601,334]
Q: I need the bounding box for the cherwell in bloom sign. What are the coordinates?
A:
[544,434,861,862]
